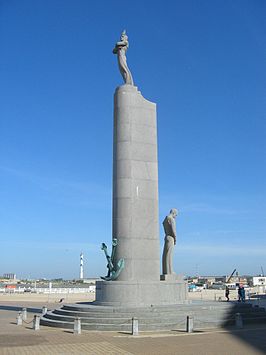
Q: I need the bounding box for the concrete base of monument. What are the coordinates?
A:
[40,301,264,331]
[94,277,188,307]
[40,276,191,331]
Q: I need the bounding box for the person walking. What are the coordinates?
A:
[238,285,242,302]
[225,286,230,302]
[240,286,246,302]
[238,284,246,302]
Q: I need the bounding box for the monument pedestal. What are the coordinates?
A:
[95,278,188,307]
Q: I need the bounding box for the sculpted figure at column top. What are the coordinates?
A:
[162,209,178,275]
[113,30,134,86]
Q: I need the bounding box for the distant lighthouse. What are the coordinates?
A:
[79,252,84,280]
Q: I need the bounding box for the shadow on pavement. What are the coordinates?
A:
[221,297,266,354]
[0,305,42,313]
[172,329,205,334]
[63,330,74,334]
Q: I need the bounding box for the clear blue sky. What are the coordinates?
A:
[0,0,265,279]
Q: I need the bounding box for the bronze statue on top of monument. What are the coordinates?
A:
[113,30,134,85]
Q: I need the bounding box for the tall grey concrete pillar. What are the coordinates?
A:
[95,84,187,306]
[113,84,160,282]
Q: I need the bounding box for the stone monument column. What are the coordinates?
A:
[94,31,187,306]
[40,32,188,330]
[112,84,160,282]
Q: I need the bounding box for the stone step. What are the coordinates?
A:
[43,308,266,325]
[44,312,132,324]
[52,308,262,322]
[41,315,266,331]
[40,301,266,331]
[60,304,254,316]
[63,302,253,312]
[51,308,260,319]
[62,304,193,313]
[41,316,266,332]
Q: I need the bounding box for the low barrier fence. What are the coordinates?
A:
[0,287,95,294]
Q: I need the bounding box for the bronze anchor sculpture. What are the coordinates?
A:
[101,238,124,281]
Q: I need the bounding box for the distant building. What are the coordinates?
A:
[195,276,226,286]
[82,278,100,284]
[3,273,16,280]
[253,276,266,286]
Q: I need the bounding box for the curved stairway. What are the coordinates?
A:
[40,301,266,331]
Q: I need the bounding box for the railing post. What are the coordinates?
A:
[186,316,194,333]
[22,307,27,321]
[17,312,22,325]
[235,313,243,329]
[33,315,40,330]
[74,317,81,334]
[132,317,138,336]
[42,306,48,315]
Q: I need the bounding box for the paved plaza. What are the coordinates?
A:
[0,299,265,354]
